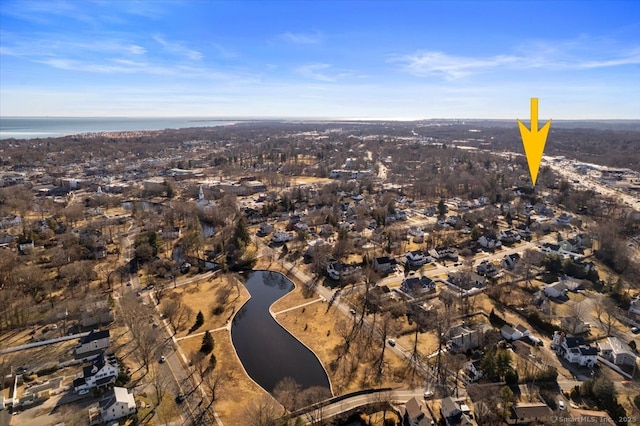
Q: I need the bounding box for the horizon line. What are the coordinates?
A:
[2,116,639,122]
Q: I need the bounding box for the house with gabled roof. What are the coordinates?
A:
[598,336,637,366]
[440,397,473,426]
[89,386,136,425]
[73,351,119,394]
[508,402,552,425]
[552,332,597,367]
[403,396,433,426]
[373,256,397,274]
[75,329,110,356]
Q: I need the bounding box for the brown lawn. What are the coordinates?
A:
[275,301,407,396]
[161,275,250,338]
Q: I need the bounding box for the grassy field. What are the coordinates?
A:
[161,274,250,338]
[275,301,409,395]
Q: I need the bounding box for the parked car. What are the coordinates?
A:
[424,390,434,399]
[159,355,166,363]
[388,338,396,347]
[175,392,185,403]
[558,400,565,410]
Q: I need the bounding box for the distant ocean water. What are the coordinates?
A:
[0,117,238,140]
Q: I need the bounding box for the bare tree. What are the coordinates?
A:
[148,363,169,407]
[273,377,302,411]
[242,395,284,426]
[162,296,193,335]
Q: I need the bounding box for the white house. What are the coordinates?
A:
[501,325,523,341]
[73,352,119,393]
[502,253,520,270]
[598,337,637,366]
[75,329,110,356]
[552,332,597,367]
[326,261,361,282]
[405,250,430,267]
[462,360,483,383]
[90,387,136,425]
[478,234,502,249]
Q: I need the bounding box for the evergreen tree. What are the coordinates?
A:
[200,330,214,354]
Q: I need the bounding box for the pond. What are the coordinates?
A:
[231,270,331,393]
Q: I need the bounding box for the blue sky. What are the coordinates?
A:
[1,1,638,119]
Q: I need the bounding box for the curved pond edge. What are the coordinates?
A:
[229,269,334,397]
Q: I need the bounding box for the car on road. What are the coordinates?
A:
[349,309,356,315]
[558,400,565,410]
[159,355,166,363]
[175,392,185,403]
[424,390,434,399]
[631,326,639,334]
[388,338,396,347]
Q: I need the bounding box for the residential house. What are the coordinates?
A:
[555,213,573,226]
[440,397,473,426]
[515,224,532,239]
[406,250,431,268]
[326,261,361,282]
[552,332,598,367]
[502,253,520,270]
[501,325,524,341]
[272,231,294,243]
[499,230,521,244]
[428,247,458,262]
[462,360,483,383]
[446,324,485,353]
[402,396,434,426]
[542,281,567,298]
[89,387,136,425]
[561,316,590,334]
[476,260,498,278]
[373,256,397,274]
[257,222,274,237]
[628,297,640,317]
[508,402,552,425]
[598,337,637,366]
[478,234,502,249]
[75,330,110,356]
[73,351,119,393]
[401,277,435,296]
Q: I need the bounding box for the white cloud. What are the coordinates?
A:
[392,51,519,79]
[153,35,203,60]
[295,63,357,82]
[393,45,640,79]
[280,31,323,44]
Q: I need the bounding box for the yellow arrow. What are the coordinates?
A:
[517,98,551,185]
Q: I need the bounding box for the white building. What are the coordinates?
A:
[552,332,597,367]
[90,387,136,425]
[73,352,119,393]
[598,337,637,366]
[75,329,110,356]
